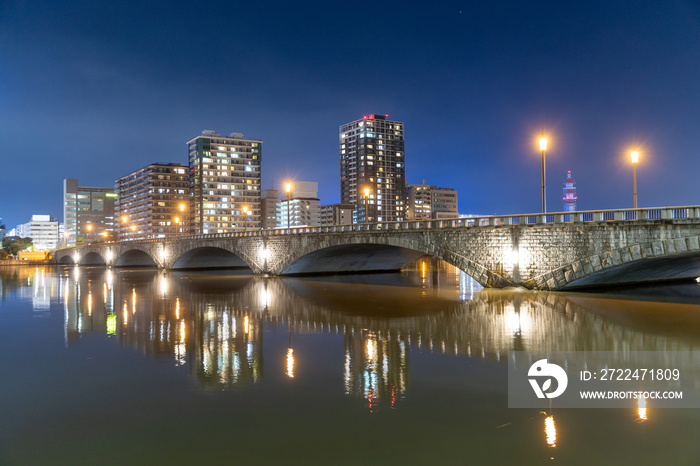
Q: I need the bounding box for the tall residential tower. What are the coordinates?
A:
[340,114,405,223]
[187,131,262,234]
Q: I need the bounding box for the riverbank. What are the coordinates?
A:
[0,259,53,267]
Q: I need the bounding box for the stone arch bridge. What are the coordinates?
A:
[54,206,700,291]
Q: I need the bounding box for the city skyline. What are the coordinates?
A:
[2,0,699,227]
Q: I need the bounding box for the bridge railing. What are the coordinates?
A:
[58,206,700,248]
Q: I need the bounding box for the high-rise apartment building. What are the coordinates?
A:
[406,182,458,220]
[187,131,262,234]
[63,178,116,246]
[114,163,189,240]
[340,114,405,223]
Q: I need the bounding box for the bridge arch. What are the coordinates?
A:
[172,246,250,270]
[58,254,76,265]
[559,249,700,290]
[80,251,107,266]
[115,248,158,268]
[275,235,498,286]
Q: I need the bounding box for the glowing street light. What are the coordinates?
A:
[243,205,248,232]
[285,182,292,229]
[539,133,548,213]
[631,149,639,209]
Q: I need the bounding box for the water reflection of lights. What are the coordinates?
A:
[504,303,530,337]
[286,348,295,378]
[106,314,117,335]
[366,338,376,360]
[160,273,168,296]
[637,395,648,421]
[175,320,186,366]
[544,415,557,447]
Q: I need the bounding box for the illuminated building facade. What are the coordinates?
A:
[16,215,60,250]
[406,182,458,220]
[63,178,116,246]
[276,181,321,227]
[340,114,406,223]
[563,171,577,212]
[187,131,262,234]
[114,163,189,240]
[320,203,355,226]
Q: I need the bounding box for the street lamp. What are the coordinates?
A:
[243,206,248,232]
[285,182,292,229]
[364,187,370,224]
[631,149,639,210]
[174,216,180,235]
[539,133,548,213]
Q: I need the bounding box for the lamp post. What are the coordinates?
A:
[174,217,180,235]
[86,223,93,244]
[364,187,370,224]
[243,206,248,232]
[285,182,292,229]
[539,133,548,213]
[631,150,639,210]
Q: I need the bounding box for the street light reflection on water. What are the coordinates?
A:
[4,263,700,463]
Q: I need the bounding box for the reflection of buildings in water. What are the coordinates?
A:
[191,306,263,390]
[20,266,700,404]
[402,256,481,302]
[0,266,62,314]
[343,329,408,411]
[61,266,114,344]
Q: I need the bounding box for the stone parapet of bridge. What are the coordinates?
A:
[54,206,700,290]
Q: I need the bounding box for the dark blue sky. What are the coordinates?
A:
[1,0,699,228]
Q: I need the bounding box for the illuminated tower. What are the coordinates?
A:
[339,114,406,223]
[187,131,262,234]
[562,171,577,212]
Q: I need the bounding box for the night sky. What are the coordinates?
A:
[1,0,699,228]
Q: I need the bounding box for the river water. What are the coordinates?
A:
[1,262,700,465]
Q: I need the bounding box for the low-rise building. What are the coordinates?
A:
[277,181,321,228]
[261,189,279,229]
[16,215,60,250]
[406,182,458,220]
[320,203,355,226]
